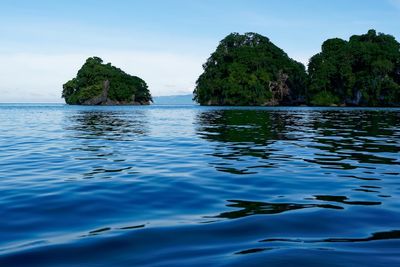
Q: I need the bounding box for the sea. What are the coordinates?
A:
[0,104,399,266]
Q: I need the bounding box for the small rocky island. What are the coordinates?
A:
[194,30,400,106]
[62,57,152,105]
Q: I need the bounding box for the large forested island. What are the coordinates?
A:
[62,57,152,105]
[194,30,400,106]
[193,33,307,106]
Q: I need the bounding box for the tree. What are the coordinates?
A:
[193,33,307,106]
[308,30,400,106]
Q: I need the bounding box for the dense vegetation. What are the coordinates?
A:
[308,30,400,106]
[62,57,152,105]
[193,33,307,106]
[194,30,400,106]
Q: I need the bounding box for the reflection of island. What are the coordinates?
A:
[307,110,400,166]
[233,229,400,255]
[196,109,289,144]
[207,199,342,220]
[196,108,400,174]
[195,109,296,174]
[259,230,400,248]
[63,110,149,179]
[67,110,149,141]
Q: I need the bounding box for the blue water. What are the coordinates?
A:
[0,104,399,266]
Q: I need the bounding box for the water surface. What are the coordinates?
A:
[0,104,399,266]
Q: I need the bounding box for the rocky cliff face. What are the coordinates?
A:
[82,80,109,105]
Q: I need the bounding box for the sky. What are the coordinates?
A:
[0,0,399,103]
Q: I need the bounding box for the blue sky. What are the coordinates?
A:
[0,0,399,102]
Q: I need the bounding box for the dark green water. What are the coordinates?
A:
[0,104,399,266]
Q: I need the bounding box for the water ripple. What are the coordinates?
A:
[0,104,399,266]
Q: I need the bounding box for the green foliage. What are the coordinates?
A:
[193,33,307,106]
[62,57,152,105]
[308,30,400,106]
[311,91,340,106]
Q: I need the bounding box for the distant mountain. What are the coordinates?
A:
[152,94,196,105]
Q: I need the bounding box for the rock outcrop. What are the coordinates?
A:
[82,80,110,105]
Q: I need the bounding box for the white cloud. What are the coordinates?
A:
[0,49,318,103]
[106,52,204,96]
[0,51,205,103]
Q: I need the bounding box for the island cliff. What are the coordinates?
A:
[308,30,400,107]
[62,57,152,105]
[194,30,400,107]
[193,33,307,106]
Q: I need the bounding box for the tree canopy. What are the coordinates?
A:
[194,30,400,107]
[193,33,308,106]
[62,57,152,105]
[308,30,400,106]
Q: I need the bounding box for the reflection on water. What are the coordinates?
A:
[208,200,343,220]
[314,195,381,206]
[64,110,149,179]
[0,105,399,266]
[234,230,400,256]
[66,110,149,141]
[196,109,290,143]
[196,109,399,171]
[196,109,399,201]
[260,230,400,244]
